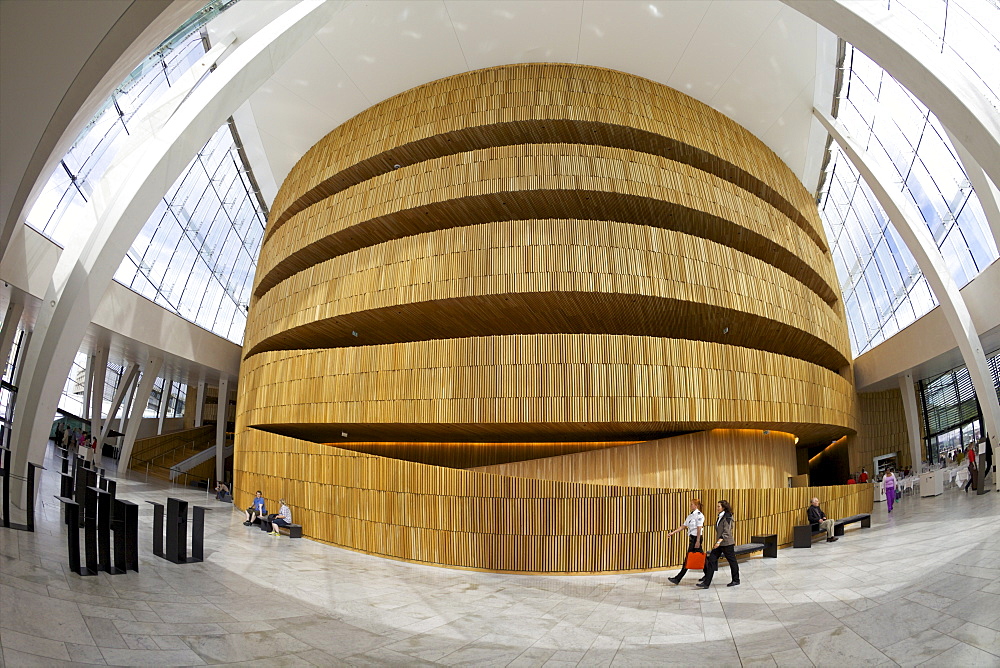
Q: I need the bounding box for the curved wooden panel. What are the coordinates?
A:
[253,145,839,303]
[244,221,850,369]
[236,64,858,573]
[240,335,856,443]
[267,64,826,251]
[327,440,644,469]
[232,429,873,574]
[473,429,799,489]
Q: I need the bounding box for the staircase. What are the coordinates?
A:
[130,426,216,484]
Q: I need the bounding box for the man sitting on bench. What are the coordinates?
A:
[808,498,838,543]
[243,490,267,526]
[269,499,292,537]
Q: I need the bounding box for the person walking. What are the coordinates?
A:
[884,469,896,513]
[965,454,978,493]
[666,498,704,584]
[696,500,740,589]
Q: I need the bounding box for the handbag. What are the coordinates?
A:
[685,550,706,570]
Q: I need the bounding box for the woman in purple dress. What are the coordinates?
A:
[884,470,896,513]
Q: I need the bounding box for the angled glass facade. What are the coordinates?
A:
[113,122,266,344]
[818,42,998,356]
[23,0,263,346]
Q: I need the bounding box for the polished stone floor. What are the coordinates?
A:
[1,443,999,667]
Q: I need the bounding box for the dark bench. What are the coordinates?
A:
[734,534,778,558]
[794,513,871,547]
[258,517,302,538]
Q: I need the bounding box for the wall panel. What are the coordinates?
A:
[233,429,872,574]
[473,429,799,489]
[236,64,859,573]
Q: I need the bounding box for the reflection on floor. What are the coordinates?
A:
[1,442,999,667]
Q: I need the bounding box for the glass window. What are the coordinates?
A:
[818,41,998,356]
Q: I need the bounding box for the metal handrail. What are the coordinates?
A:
[132,455,212,491]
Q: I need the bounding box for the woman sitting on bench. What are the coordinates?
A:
[269,499,292,536]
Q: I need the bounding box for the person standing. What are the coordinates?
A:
[859,468,869,483]
[667,499,704,584]
[696,500,740,589]
[884,469,896,513]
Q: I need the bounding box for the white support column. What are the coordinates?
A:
[89,347,109,446]
[6,0,337,505]
[117,377,138,445]
[784,0,1000,189]
[102,362,139,446]
[194,380,206,427]
[119,356,162,471]
[944,128,1000,256]
[816,108,1000,493]
[81,353,94,420]
[0,299,24,381]
[157,373,171,435]
[215,377,229,484]
[898,372,923,470]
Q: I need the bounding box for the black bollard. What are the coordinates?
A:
[82,485,99,575]
[55,496,85,575]
[147,501,165,558]
[21,463,43,532]
[1,446,10,528]
[165,497,188,564]
[190,506,206,563]
[112,499,139,572]
[90,487,114,573]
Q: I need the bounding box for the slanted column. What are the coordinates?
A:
[215,377,229,484]
[118,356,162,471]
[194,381,206,427]
[898,372,923,470]
[89,347,109,448]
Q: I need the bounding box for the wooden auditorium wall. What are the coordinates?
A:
[848,389,912,474]
[472,429,799,489]
[235,64,860,573]
[234,429,872,574]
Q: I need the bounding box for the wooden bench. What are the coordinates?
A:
[794,513,871,547]
[734,534,778,558]
[257,517,302,538]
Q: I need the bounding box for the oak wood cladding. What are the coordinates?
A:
[240,335,856,444]
[472,429,799,489]
[243,221,849,370]
[849,389,912,472]
[253,145,840,304]
[266,64,826,251]
[232,429,872,574]
[325,441,643,469]
[236,64,859,573]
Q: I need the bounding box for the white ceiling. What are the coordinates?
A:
[207,0,837,206]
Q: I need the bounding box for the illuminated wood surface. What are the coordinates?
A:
[244,220,849,370]
[327,441,642,469]
[240,335,856,444]
[266,64,827,253]
[473,429,799,489]
[253,144,839,304]
[849,389,912,472]
[235,64,859,573]
[233,429,872,574]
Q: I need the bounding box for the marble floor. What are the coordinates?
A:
[1,444,999,667]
